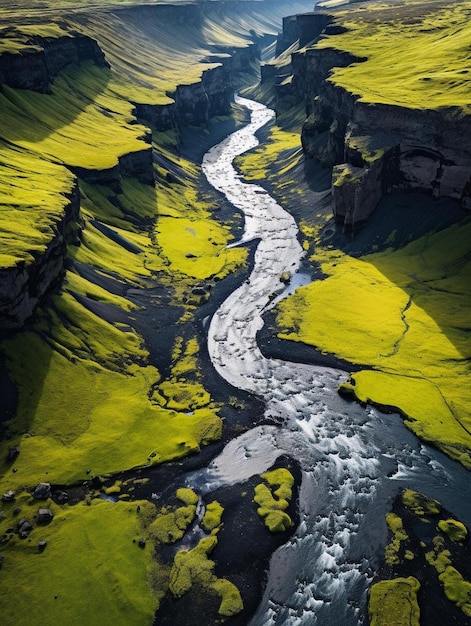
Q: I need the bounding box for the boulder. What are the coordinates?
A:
[37,509,54,525]
[33,483,51,500]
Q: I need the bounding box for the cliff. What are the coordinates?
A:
[273,6,471,231]
[0,180,80,329]
[0,32,109,93]
[0,0,285,328]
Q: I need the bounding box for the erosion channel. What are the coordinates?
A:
[183,95,471,625]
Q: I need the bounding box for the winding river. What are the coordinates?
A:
[188,96,471,625]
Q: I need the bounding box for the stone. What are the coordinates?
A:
[138,538,146,549]
[17,519,32,538]
[54,490,69,504]
[33,482,51,500]
[7,446,19,462]
[37,509,54,525]
[2,490,15,503]
[38,540,47,553]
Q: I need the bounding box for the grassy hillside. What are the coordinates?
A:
[316,0,471,111]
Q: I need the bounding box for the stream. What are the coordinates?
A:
[187,96,471,625]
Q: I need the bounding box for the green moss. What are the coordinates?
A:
[277,218,471,467]
[439,567,471,617]
[438,519,468,543]
[384,512,409,566]
[402,490,441,517]
[176,488,199,506]
[0,499,157,626]
[210,578,244,617]
[169,535,217,597]
[425,534,471,616]
[318,2,471,112]
[254,469,294,532]
[202,501,224,533]
[167,534,243,617]
[0,144,76,268]
[368,577,421,626]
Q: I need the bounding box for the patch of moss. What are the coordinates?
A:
[438,519,468,543]
[384,512,409,566]
[146,488,199,546]
[254,468,294,532]
[168,534,243,617]
[202,501,224,533]
[402,489,441,517]
[210,578,244,617]
[368,577,421,626]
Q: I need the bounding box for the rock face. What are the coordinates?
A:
[274,11,471,231]
[0,182,81,329]
[0,33,108,93]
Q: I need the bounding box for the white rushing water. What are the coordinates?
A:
[188,96,471,625]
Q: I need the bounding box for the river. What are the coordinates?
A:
[187,96,471,625]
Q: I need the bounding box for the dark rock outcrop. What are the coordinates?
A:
[0,182,81,329]
[0,33,108,93]
[274,12,471,231]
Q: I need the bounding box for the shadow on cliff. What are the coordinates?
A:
[0,60,112,150]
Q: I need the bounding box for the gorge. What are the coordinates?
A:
[0,1,470,625]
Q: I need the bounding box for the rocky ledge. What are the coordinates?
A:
[274,10,471,231]
[0,180,81,329]
[0,31,109,93]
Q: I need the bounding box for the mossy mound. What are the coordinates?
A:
[370,489,471,626]
[254,468,294,532]
[369,577,420,626]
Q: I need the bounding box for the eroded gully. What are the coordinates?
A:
[186,96,471,625]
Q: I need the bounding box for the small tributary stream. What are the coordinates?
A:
[187,96,471,625]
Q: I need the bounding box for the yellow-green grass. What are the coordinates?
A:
[154,148,247,281]
[0,143,76,268]
[0,22,69,54]
[317,1,471,111]
[0,497,157,626]
[235,125,303,182]
[277,217,471,467]
[368,577,421,626]
[0,62,148,170]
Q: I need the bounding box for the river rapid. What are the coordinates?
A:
[187,96,471,625]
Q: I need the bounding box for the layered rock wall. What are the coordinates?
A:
[0,33,108,93]
[275,11,471,230]
[0,182,81,329]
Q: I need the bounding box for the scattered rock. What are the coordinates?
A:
[38,540,47,553]
[7,446,19,462]
[2,490,15,503]
[53,490,69,504]
[17,519,32,539]
[37,509,54,525]
[33,483,51,500]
